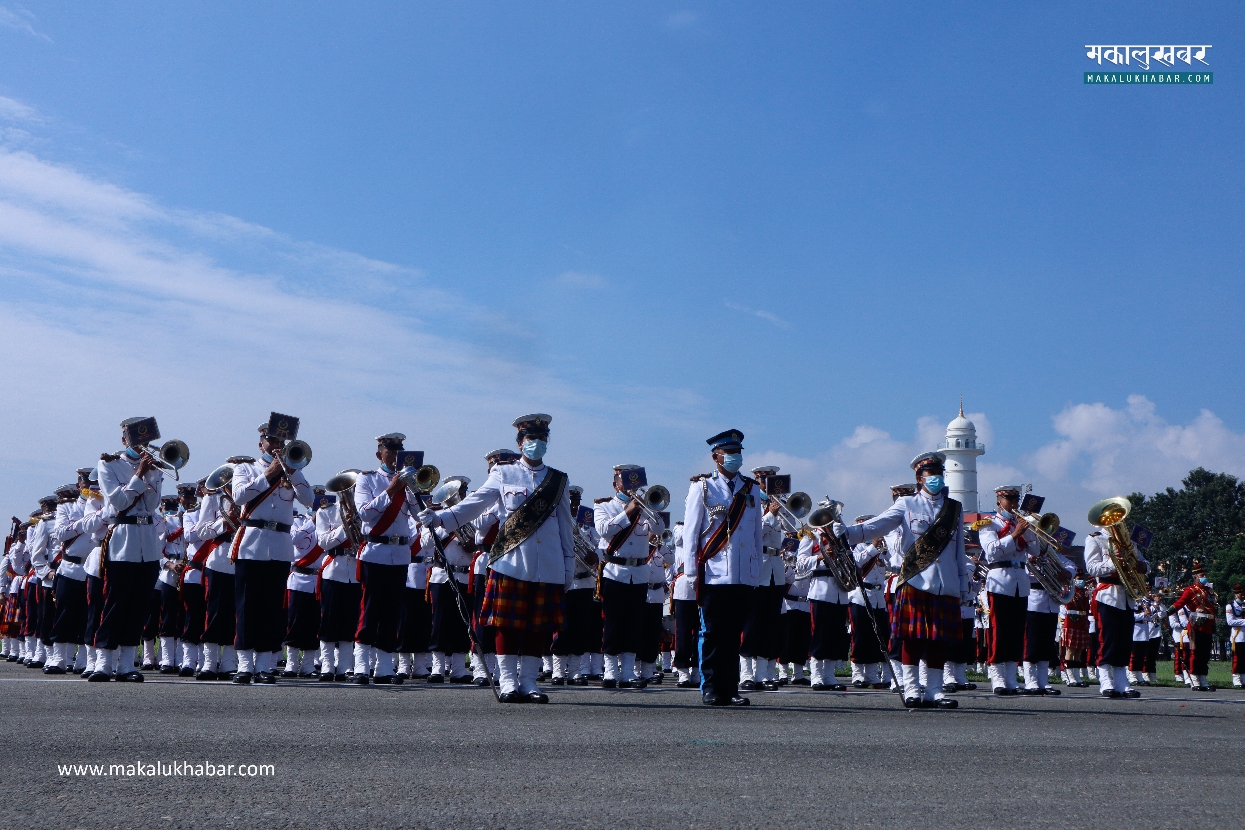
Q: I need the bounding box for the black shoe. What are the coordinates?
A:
[42,665,66,675]
[280,670,298,679]
[1101,689,1122,699]
[574,676,589,687]
[536,671,551,682]
[551,676,566,686]
[4,655,16,662]
[411,673,430,681]
[317,671,335,682]
[993,687,1010,696]
[851,679,868,688]
[931,698,958,709]
[601,678,617,689]
[449,674,473,685]
[650,674,663,685]
[811,682,829,691]
[178,666,195,678]
[196,670,217,681]
[372,675,393,685]
[426,673,444,684]
[791,677,810,686]
[526,691,550,703]
[1124,689,1141,698]
[87,670,112,682]
[258,671,277,684]
[903,696,922,708]
[473,676,489,687]
[80,668,92,678]
[702,694,728,706]
[276,658,286,668]
[396,672,409,680]
[829,683,847,692]
[158,665,177,675]
[957,682,977,691]
[739,679,758,691]
[677,679,695,688]
[232,672,252,685]
[499,691,525,703]
[27,660,44,669]
[334,673,348,682]
[1016,688,1038,696]
[762,680,779,691]
[776,677,788,686]
[353,674,370,685]
[618,680,633,689]
[941,683,958,694]
[587,674,603,682]
[116,671,144,682]
[1041,687,1061,696]
[729,696,750,706]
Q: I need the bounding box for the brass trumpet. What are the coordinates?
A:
[622,484,671,529]
[136,439,190,481]
[765,491,812,535]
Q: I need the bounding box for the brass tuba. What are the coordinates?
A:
[1020,511,1075,604]
[804,499,861,591]
[1087,497,1148,602]
[324,470,365,548]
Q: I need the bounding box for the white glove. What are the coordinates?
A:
[417,508,441,529]
[830,521,847,540]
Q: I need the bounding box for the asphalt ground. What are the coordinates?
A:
[3,660,1243,830]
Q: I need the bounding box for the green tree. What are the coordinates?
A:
[1125,468,1245,588]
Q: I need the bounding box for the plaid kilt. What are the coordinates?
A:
[480,571,565,632]
[891,585,963,643]
[1060,614,1091,651]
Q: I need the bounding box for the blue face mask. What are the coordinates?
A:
[522,439,547,462]
[380,462,394,474]
[720,453,743,473]
[1198,576,1208,585]
[124,447,141,460]
[616,491,630,502]
[261,451,273,463]
[1074,579,1085,588]
[997,507,1014,519]
[923,475,944,495]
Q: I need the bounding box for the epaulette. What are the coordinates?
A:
[690,473,711,482]
[227,456,256,464]
[1089,531,1103,537]
[970,518,994,531]
[741,475,758,487]
[99,453,120,462]
[593,497,612,504]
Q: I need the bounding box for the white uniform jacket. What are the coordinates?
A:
[55,496,105,582]
[315,504,358,585]
[570,515,599,592]
[1226,599,1245,644]
[287,513,321,593]
[679,471,764,589]
[195,492,236,575]
[671,535,696,601]
[842,492,970,600]
[435,461,575,587]
[1026,546,1076,614]
[158,511,185,587]
[181,506,205,586]
[423,526,472,585]
[354,469,418,567]
[230,461,312,562]
[758,513,787,588]
[796,535,851,604]
[848,541,887,608]
[1083,531,1148,611]
[595,494,665,586]
[98,453,164,563]
[647,541,674,603]
[977,514,1037,599]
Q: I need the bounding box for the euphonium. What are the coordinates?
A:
[805,499,861,591]
[1022,512,1075,604]
[324,470,365,548]
[1087,497,1148,602]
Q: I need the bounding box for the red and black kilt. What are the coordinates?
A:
[480,571,564,632]
[891,585,963,643]
[1060,614,1090,652]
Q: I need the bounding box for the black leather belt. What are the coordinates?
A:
[291,565,318,576]
[326,544,354,557]
[762,546,782,557]
[437,564,470,575]
[1098,575,1121,585]
[1029,580,1044,590]
[365,534,410,545]
[884,567,900,576]
[62,554,84,564]
[811,568,835,577]
[115,516,153,525]
[241,519,291,533]
[215,531,235,543]
[185,561,203,571]
[605,555,649,567]
[988,560,1024,570]
[409,555,425,564]
[860,582,881,590]
[573,570,592,580]
[647,582,664,590]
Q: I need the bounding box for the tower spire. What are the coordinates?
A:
[959,395,964,418]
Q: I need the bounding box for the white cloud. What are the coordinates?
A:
[0,95,41,124]
[554,270,610,290]
[0,5,49,41]
[725,301,789,329]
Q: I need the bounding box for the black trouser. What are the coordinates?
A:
[202,569,236,646]
[1096,603,1133,668]
[284,589,321,651]
[141,582,161,641]
[1190,629,1213,676]
[51,575,87,645]
[600,577,646,655]
[638,602,664,664]
[95,560,160,650]
[233,559,288,653]
[429,580,471,655]
[83,575,104,647]
[698,584,753,699]
[987,592,1027,664]
[673,598,700,670]
[740,583,785,659]
[319,579,362,644]
[848,602,889,664]
[157,581,183,638]
[397,586,430,653]
[780,608,811,665]
[1024,609,1059,663]
[1145,636,1160,673]
[808,600,849,660]
[551,588,596,656]
[947,617,976,664]
[181,580,205,645]
[37,583,55,646]
[355,562,405,653]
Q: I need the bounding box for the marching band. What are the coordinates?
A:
[3,412,1243,706]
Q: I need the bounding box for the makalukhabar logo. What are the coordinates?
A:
[1084,44,1212,84]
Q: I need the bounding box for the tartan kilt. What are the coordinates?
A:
[891,585,963,643]
[480,571,565,632]
[1060,618,1091,652]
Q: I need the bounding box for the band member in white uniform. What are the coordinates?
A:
[680,429,764,707]
[1226,584,1245,688]
[796,506,850,692]
[178,480,208,677]
[740,466,787,692]
[550,484,598,685]
[93,417,166,682]
[976,485,1035,695]
[229,422,313,684]
[423,477,475,684]
[835,452,969,710]
[196,464,241,679]
[848,516,890,689]
[314,487,361,682]
[283,506,321,678]
[44,473,97,674]
[1022,535,1074,695]
[1084,527,1148,698]
[420,414,575,704]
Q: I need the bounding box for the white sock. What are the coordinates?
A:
[640,661,656,680]
[142,640,156,666]
[1023,662,1038,690]
[201,642,220,672]
[925,668,944,701]
[764,658,777,682]
[496,653,520,695]
[375,650,396,678]
[299,650,316,674]
[552,654,568,679]
[603,654,620,681]
[72,645,88,671]
[809,658,824,685]
[519,655,541,694]
[850,662,865,683]
[621,653,636,682]
[1114,666,1130,692]
[486,653,497,676]
[740,656,755,682]
[320,642,335,675]
[1036,661,1049,689]
[336,643,353,675]
[1097,665,1113,691]
[448,653,469,679]
[569,653,584,678]
[472,652,489,680]
[353,643,373,674]
[590,653,603,675]
[159,637,176,667]
[236,650,255,674]
[791,662,805,680]
[119,645,137,673]
[887,659,902,685]
[100,647,119,673]
[1004,661,1019,690]
[901,664,920,700]
[918,660,928,690]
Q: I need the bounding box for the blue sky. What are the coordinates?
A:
[0,2,1240,534]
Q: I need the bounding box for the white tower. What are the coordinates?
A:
[937,397,985,513]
